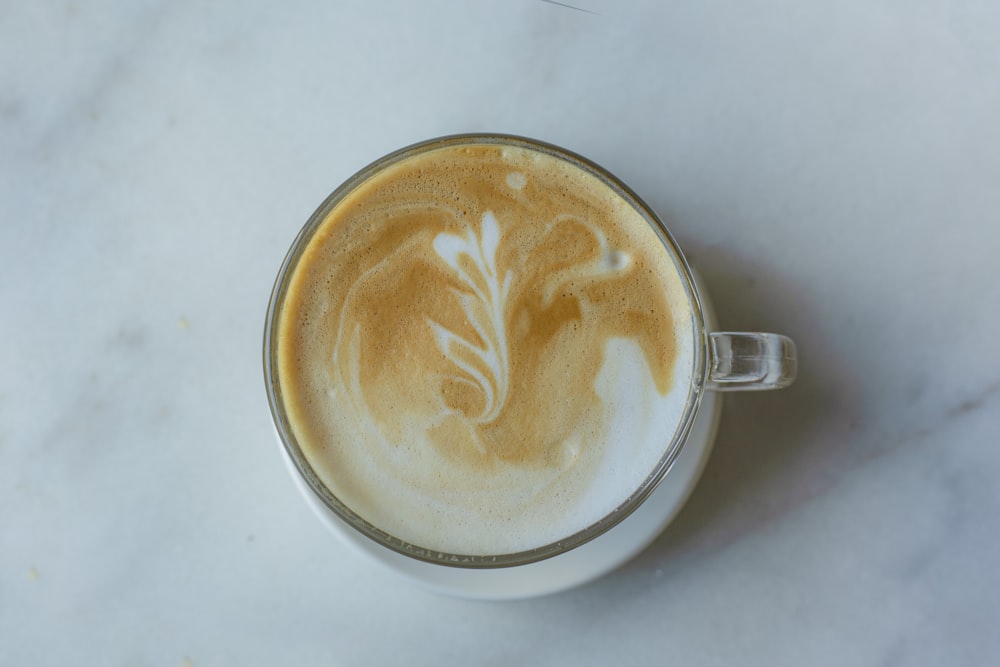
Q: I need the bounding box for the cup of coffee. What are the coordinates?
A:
[264,134,796,599]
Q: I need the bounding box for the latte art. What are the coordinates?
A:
[426,211,513,425]
[277,142,695,555]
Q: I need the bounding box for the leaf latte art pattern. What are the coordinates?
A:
[316,199,660,469]
[428,212,512,424]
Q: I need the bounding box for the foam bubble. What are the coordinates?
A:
[506,171,527,190]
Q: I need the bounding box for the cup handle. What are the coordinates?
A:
[706,332,797,391]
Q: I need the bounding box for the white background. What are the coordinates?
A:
[2,1,999,664]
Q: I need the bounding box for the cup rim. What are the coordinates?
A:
[263,133,710,568]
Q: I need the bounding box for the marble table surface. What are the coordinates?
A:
[3,1,999,664]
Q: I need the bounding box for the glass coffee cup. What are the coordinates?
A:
[264,134,796,599]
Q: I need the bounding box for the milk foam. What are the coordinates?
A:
[278,141,695,555]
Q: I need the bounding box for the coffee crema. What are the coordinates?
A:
[277,141,695,555]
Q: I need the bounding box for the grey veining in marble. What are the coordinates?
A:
[2,1,999,665]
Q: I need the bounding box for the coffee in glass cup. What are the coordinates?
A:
[264,135,795,597]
